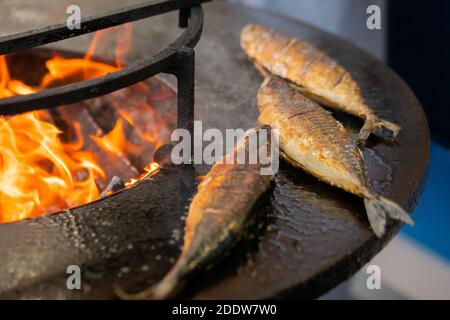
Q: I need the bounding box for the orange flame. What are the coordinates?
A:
[0,24,162,223]
[90,118,127,156]
[125,162,160,187]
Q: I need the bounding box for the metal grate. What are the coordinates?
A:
[0,0,211,135]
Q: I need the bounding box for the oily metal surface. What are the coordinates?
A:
[0,1,428,299]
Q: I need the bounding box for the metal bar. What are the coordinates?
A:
[0,0,211,56]
[172,47,195,137]
[0,6,204,115]
[179,7,191,28]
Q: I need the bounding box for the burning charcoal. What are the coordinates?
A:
[86,100,156,171]
[85,81,176,171]
[153,144,175,168]
[100,176,125,198]
[53,105,139,190]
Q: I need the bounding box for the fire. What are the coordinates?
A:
[125,162,160,187]
[90,118,128,157]
[0,25,163,223]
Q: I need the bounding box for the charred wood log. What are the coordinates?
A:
[50,105,138,190]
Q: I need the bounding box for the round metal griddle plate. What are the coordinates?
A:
[0,1,428,299]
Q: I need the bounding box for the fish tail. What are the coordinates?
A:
[364,193,414,238]
[357,116,401,143]
[114,264,182,300]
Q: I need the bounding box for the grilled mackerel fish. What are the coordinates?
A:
[258,77,413,237]
[241,24,400,143]
[116,127,274,300]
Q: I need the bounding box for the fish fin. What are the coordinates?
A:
[357,116,401,144]
[364,194,414,238]
[253,61,271,78]
[114,267,181,300]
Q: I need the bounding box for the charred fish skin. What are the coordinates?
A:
[257,77,413,237]
[116,127,274,300]
[258,77,368,196]
[241,24,401,143]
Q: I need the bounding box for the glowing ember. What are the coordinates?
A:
[125,162,160,187]
[0,25,163,223]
